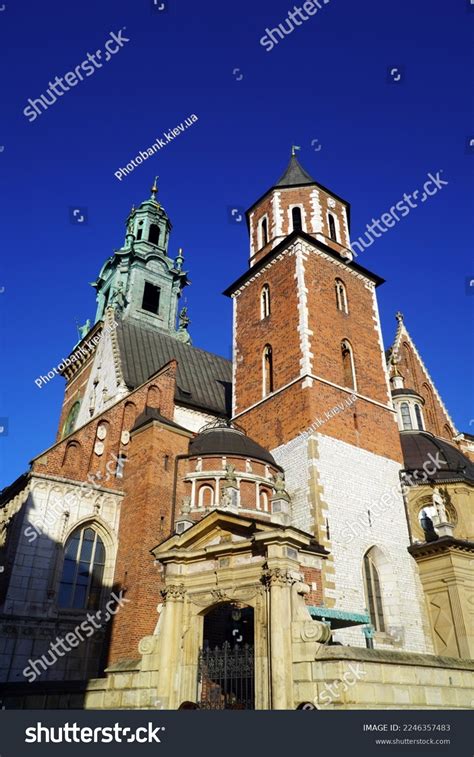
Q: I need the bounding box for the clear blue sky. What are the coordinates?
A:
[0,0,472,487]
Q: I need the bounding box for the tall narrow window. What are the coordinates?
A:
[58,526,106,610]
[259,490,269,512]
[400,402,413,430]
[335,278,348,313]
[62,401,80,438]
[260,284,271,319]
[328,213,337,241]
[142,281,160,314]
[363,550,385,632]
[341,340,356,390]
[259,216,268,248]
[136,221,143,240]
[414,404,424,431]
[292,206,302,232]
[262,344,274,397]
[148,223,160,245]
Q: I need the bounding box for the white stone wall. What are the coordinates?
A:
[272,432,433,655]
[173,405,217,433]
[0,475,122,683]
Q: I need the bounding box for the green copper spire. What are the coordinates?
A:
[91,181,190,338]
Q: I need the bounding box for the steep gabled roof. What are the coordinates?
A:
[116,320,232,417]
[388,316,458,436]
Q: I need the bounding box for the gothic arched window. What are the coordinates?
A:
[341,340,356,390]
[62,401,80,438]
[58,526,106,610]
[363,549,385,632]
[328,213,337,241]
[335,278,348,314]
[292,206,302,232]
[148,223,160,245]
[260,284,271,319]
[262,344,274,397]
[414,404,424,431]
[400,402,413,430]
[259,216,269,248]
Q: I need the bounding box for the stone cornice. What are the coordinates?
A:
[408,536,474,558]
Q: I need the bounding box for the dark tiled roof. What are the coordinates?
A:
[131,406,189,433]
[400,431,474,484]
[189,425,278,466]
[391,388,423,399]
[275,154,316,187]
[116,320,232,417]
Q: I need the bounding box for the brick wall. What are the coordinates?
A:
[107,414,192,664]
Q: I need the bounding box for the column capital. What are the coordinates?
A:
[161,583,186,602]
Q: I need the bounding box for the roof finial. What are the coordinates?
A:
[151,176,159,200]
[396,311,404,323]
[175,247,184,270]
[291,144,301,157]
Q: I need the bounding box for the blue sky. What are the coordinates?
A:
[0,0,472,487]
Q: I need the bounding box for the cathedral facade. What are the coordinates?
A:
[0,157,473,710]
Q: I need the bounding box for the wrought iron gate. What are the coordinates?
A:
[197,642,254,709]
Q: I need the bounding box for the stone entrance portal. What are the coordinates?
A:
[198,603,254,709]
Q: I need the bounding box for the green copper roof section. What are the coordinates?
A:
[309,606,370,626]
[91,180,190,340]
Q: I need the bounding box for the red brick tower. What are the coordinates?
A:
[225,150,402,463]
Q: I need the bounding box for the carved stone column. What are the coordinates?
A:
[154,583,186,708]
[263,568,296,709]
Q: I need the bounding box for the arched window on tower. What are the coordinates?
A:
[328,213,337,241]
[58,526,106,610]
[148,223,160,245]
[292,206,302,232]
[259,216,269,248]
[363,549,385,632]
[198,485,214,509]
[335,278,348,314]
[262,344,274,397]
[341,340,357,390]
[259,490,269,512]
[136,221,143,240]
[260,284,271,319]
[62,401,80,438]
[400,402,413,430]
[414,404,424,431]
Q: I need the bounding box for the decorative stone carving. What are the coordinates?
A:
[97,425,107,441]
[121,430,130,445]
[432,487,449,524]
[262,568,296,587]
[300,620,331,643]
[161,584,186,601]
[211,589,228,603]
[328,198,336,209]
[222,463,237,488]
[272,472,290,502]
[138,635,158,656]
[94,441,105,456]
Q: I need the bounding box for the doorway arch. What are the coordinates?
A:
[198,602,255,709]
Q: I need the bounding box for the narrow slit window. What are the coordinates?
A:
[328,213,337,241]
[292,206,302,232]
